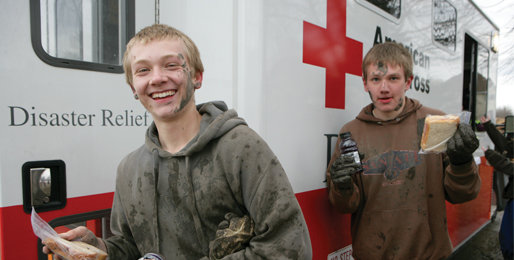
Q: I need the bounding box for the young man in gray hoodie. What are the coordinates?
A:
[44,24,312,260]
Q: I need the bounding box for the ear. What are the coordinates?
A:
[363,77,369,92]
[404,75,413,91]
[130,84,136,94]
[193,71,203,90]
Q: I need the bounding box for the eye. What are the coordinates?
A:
[135,68,149,74]
[166,63,183,70]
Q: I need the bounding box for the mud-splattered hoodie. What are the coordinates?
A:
[326,97,480,260]
[104,101,312,259]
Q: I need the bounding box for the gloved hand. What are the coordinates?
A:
[447,123,479,165]
[329,154,362,191]
[209,213,254,260]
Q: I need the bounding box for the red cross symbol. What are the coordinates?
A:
[303,0,363,109]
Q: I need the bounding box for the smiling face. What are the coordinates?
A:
[129,39,202,122]
[363,61,413,120]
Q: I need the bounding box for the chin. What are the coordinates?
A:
[374,104,396,113]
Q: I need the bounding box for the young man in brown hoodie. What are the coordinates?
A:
[326,42,481,259]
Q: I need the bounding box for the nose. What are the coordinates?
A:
[380,80,389,92]
[149,67,168,86]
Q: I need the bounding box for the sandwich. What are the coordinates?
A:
[421,115,460,152]
[44,237,107,260]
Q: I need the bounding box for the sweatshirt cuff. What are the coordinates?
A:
[485,149,502,164]
[449,154,473,166]
[449,158,476,173]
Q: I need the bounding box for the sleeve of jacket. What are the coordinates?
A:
[485,149,514,176]
[102,166,141,259]
[325,139,360,214]
[443,156,481,204]
[220,128,312,260]
[484,121,508,152]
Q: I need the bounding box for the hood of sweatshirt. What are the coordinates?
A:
[356,97,423,125]
[144,101,248,157]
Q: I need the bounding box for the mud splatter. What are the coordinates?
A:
[176,75,195,113]
[417,118,426,137]
[178,54,186,67]
[406,167,416,180]
[376,61,388,76]
[418,206,427,216]
[377,232,386,242]
[394,97,404,111]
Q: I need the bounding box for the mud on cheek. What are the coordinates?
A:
[169,69,190,89]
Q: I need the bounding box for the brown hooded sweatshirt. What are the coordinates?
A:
[327,97,480,260]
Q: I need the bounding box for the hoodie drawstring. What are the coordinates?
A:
[185,156,210,255]
[152,148,160,252]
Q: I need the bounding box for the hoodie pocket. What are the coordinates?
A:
[353,207,432,259]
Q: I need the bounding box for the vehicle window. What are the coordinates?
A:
[433,0,457,52]
[365,0,401,18]
[31,0,134,73]
[462,34,489,130]
[356,0,401,22]
[475,44,489,122]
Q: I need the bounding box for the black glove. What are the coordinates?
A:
[447,123,479,165]
[329,154,362,191]
[209,213,254,260]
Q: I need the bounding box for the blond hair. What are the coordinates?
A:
[362,42,413,81]
[123,24,204,85]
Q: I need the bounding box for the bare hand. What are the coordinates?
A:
[479,116,490,124]
[42,226,106,257]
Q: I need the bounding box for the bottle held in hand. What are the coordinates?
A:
[339,131,362,174]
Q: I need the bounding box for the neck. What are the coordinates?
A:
[372,106,404,121]
[154,105,202,154]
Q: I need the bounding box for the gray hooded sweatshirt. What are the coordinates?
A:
[103,101,312,260]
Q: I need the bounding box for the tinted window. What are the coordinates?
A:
[31,0,135,73]
[365,0,401,19]
[475,44,489,121]
[462,34,489,129]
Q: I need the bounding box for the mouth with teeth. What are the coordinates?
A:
[151,90,176,99]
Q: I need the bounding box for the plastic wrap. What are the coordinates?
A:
[31,208,107,260]
[420,111,471,153]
